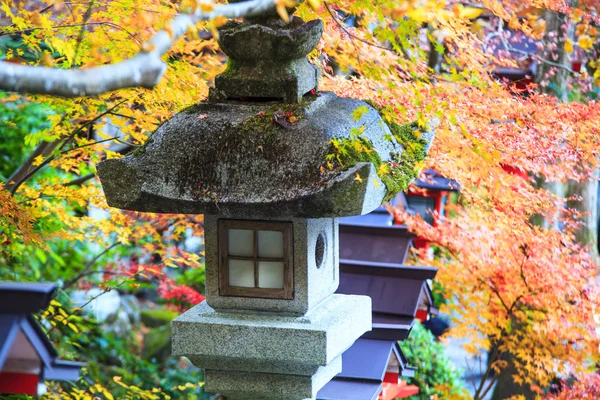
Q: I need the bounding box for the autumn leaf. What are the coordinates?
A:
[531,18,547,38]
[200,2,214,12]
[32,155,45,166]
[578,35,594,51]
[164,24,174,39]
[307,0,321,10]
[453,4,483,20]
[275,0,296,23]
[565,39,574,54]
[213,16,228,28]
[141,42,156,53]
[30,12,43,26]
[378,163,390,175]
[41,51,54,67]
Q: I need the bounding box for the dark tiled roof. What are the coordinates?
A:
[363,314,415,341]
[0,282,57,314]
[413,169,460,192]
[318,339,416,399]
[340,259,437,280]
[338,339,398,381]
[339,225,414,264]
[338,260,437,341]
[318,378,382,400]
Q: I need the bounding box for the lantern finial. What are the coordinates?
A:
[209,1,322,103]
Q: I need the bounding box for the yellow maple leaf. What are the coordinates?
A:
[454,5,483,20]
[378,163,390,175]
[200,2,214,12]
[307,0,320,10]
[213,16,228,28]
[32,155,45,166]
[532,19,546,38]
[41,51,54,67]
[578,35,594,50]
[354,173,363,183]
[164,24,174,39]
[275,0,295,23]
[408,8,433,23]
[565,39,574,53]
[276,5,290,23]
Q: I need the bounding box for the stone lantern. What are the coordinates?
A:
[97,4,433,399]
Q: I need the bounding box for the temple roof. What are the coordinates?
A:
[0,282,83,382]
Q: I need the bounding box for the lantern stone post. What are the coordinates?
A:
[97,5,433,399]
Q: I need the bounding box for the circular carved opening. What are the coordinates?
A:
[315,232,326,269]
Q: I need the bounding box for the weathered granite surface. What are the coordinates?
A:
[211,17,322,103]
[204,358,340,400]
[204,215,339,314]
[97,92,392,218]
[172,294,371,376]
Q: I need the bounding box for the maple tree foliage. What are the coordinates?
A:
[1,0,600,398]
[544,373,600,399]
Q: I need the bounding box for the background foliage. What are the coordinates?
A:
[1,0,600,398]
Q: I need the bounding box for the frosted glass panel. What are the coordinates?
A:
[258,261,284,289]
[258,230,284,258]
[228,229,254,256]
[229,260,255,287]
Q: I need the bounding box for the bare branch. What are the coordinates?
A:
[62,242,121,290]
[62,172,96,186]
[0,0,280,97]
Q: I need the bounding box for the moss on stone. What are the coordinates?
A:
[131,136,153,157]
[326,120,427,200]
[141,309,178,328]
[142,325,172,362]
[173,96,324,201]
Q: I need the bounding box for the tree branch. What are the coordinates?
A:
[4,99,127,194]
[0,0,280,97]
[62,172,96,186]
[62,242,121,290]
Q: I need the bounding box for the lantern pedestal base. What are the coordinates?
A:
[204,358,340,400]
[172,294,371,399]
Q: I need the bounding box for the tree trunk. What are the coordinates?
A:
[566,176,600,263]
[534,10,573,101]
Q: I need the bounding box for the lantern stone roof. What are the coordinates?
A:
[98,92,434,218]
[97,13,434,219]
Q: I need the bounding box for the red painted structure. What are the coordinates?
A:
[0,372,39,395]
[0,283,82,397]
[404,169,459,253]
